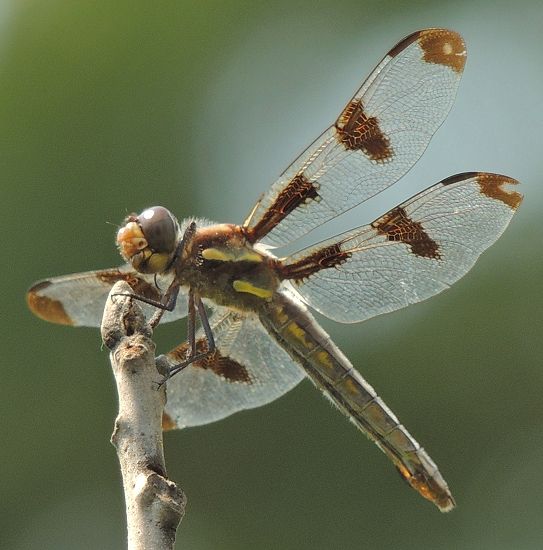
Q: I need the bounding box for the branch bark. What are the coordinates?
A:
[101,281,186,550]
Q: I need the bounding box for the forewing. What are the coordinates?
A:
[280,173,522,323]
[244,29,467,247]
[27,265,188,327]
[161,307,305,429]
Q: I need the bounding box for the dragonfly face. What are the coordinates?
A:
[117,206,180,274]
[27,28,522,512]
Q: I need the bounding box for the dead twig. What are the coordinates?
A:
[101,281,186,550]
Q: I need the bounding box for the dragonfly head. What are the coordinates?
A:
[117,206,179,274]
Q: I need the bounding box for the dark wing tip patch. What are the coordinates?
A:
[475,173,523,210]
[417,29,466,74]
[372,206,441,259]
[442,172,523,210]
[26,281,74,326]
[389,28,466,74]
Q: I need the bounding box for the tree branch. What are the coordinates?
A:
[101,281,186,549]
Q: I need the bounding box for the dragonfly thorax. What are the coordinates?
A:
[175,223,281,312]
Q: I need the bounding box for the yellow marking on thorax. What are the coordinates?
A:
[202,247,262,263]
[201,248,231,261]
[236,251,263,262]
[232,280,273,299]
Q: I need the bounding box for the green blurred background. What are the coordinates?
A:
[3,1,542,548]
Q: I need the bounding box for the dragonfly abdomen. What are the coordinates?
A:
[261,291,455,512]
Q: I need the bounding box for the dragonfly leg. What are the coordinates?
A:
[166,292,216,378]
[186,287,196,356]
[148,281,180,328]
[112,280,180,328]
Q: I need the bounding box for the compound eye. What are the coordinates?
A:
[138,206,177,254]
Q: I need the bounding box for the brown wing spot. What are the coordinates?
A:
[96,270,131,285]
[280,243,352,282]
[417,29,466,74]
[246,173,319,243]
[475,173,523,210]
[168,340,252,384]
[162,412,177,431]
[26,281,74,325]
[204,352,252,383]
[98,270,162,302]
[373,207,441,259]
[335,99,393,162]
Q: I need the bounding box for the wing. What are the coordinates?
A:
[27,264,189,327]
[243,28,467,247]
[279,172,522,323]
[159,307,305,429]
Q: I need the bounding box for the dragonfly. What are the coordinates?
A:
[27,28,522,512]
